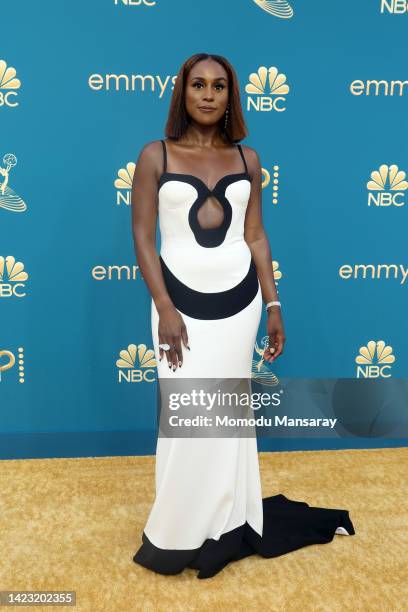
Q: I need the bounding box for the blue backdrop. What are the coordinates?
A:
[1,0,407,459]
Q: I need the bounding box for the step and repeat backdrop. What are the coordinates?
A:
[1,1,407,458]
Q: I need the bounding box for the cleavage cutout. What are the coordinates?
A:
[197,193,224,230]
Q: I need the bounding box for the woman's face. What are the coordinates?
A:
[184,59,229,128]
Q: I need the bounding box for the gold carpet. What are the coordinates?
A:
[0,447,406,611]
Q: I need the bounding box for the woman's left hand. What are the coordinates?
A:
[263,307,286,362]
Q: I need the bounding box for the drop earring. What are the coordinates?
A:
[224,104,229,130]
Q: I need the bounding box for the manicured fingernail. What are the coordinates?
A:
[179,361,182,367]
[187,345,191,350]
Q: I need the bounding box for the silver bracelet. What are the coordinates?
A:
[265,300,281,311]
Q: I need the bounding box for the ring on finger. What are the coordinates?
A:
[159,343,170,351]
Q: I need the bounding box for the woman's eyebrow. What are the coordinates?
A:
[191,76,227,81]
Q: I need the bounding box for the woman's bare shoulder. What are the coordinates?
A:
[135,140,164,177]
[138,139,163,160]
[240,144,261,175]
[240,144,260,162]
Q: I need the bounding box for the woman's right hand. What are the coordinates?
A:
[158,304,190,371]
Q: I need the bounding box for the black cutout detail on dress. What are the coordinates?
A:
[133,493,356,580]
[158,140,252,247]
[159,255,259,319]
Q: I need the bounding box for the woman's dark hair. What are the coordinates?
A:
[164,53,248,143]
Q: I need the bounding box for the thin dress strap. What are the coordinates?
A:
[236,143,248,174]
[161,139,167,173]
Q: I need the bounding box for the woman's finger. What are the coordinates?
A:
[173,337,183,369]
[168,338,179,371]
[273,334,285,360]
[263,335,276,362]
[158,333,164,362]
[181,324,190,351]
[160,336,173,367]
[269,333,285,361]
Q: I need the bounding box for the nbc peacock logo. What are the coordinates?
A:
[245,66,290,112]
[0,256,29,298]
[0,60,21,108]
[114,162,136,206]
[0,153,27,212]
[355,340,395,378]
[252,0,294,18]
[116,343,157,382]
[367,164,408,207]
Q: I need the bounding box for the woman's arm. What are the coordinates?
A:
[243,146,286,362]
[131,141,172,313]
[131,141,189,370]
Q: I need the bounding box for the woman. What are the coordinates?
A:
[131,53,355,579]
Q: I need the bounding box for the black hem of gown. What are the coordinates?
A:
[132,493,356,579]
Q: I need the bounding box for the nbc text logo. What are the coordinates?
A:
[0,60,21,108]
[245,66,290,112]
[252,0,294,18]
[114,0,156,5]
[114,162,135,206]
[367,164,408,207]
[355,340,395,378]
[116,343,156,382]
[380,0,408,13]
[0,256,29,298]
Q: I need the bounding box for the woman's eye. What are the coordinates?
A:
[192,82,225,90]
